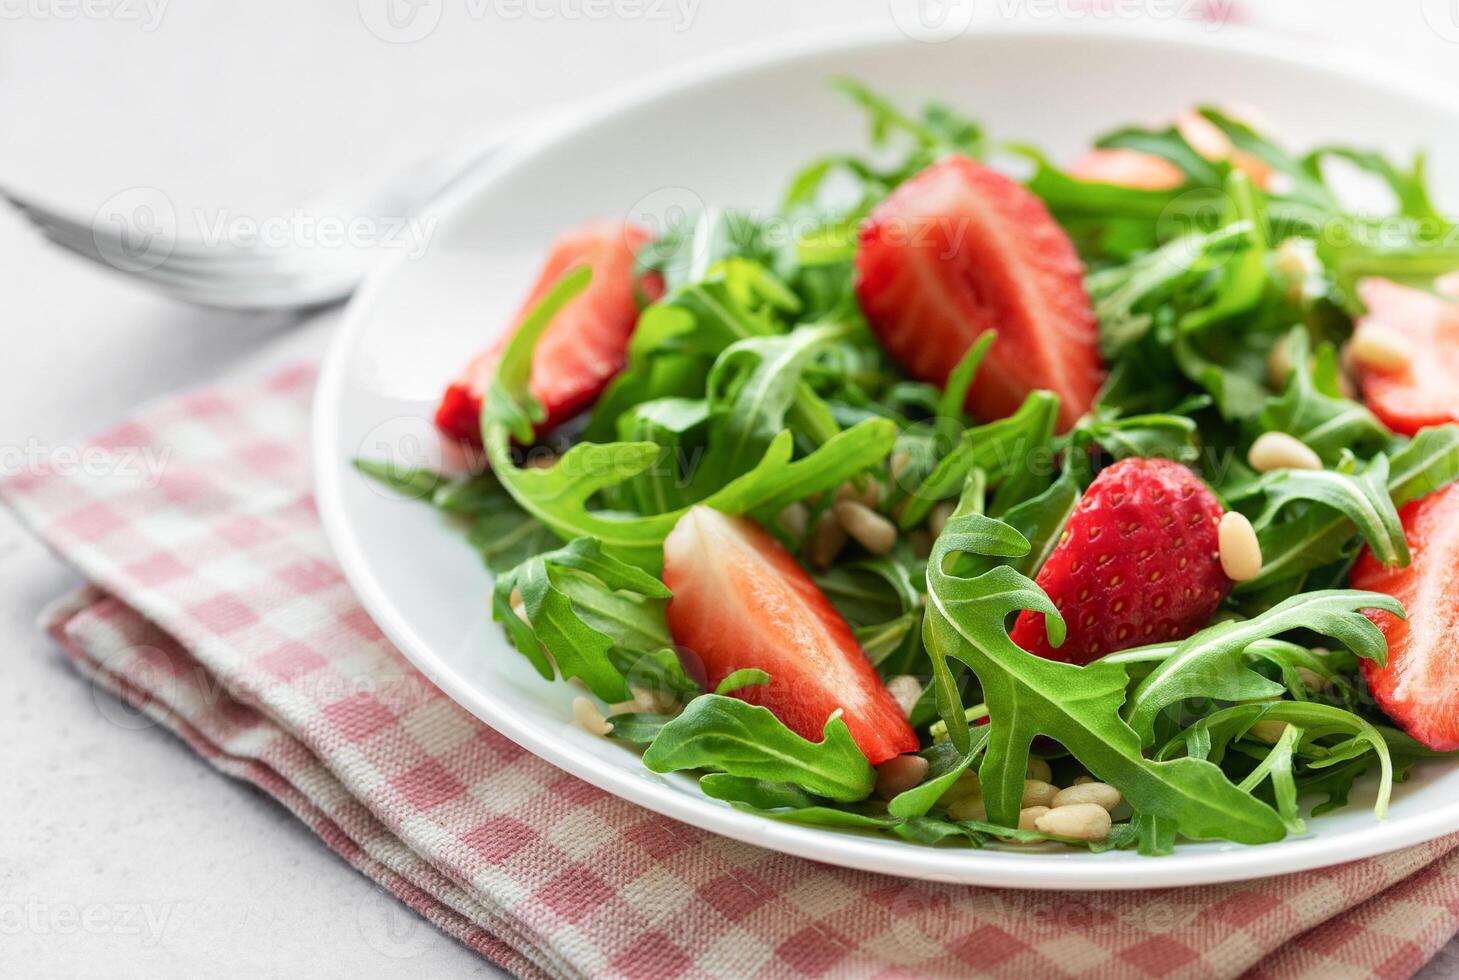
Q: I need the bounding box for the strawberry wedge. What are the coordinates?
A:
[435,222,662,444]
[1351,482,1459,751]
[854,155,1104,431]
[1068,148,1185,190]
[662,506,919,765]
[1356,278,1459,437]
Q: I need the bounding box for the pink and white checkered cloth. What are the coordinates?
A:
[6,360,1459,980]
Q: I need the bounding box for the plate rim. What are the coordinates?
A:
[314,19,1459,890]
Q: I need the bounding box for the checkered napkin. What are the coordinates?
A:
[7,362,1459,980]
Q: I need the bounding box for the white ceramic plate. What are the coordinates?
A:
[315,22,1459,889]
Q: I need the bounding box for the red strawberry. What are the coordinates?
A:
[1350,482,1459,751]
[1010,458,1230,666]
[1355,277,1459,437]
[1068,149,1185,190]
[435,222,662,443]
[854,155,1104,431]
[663,506,919,765]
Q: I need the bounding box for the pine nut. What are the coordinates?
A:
[1025,757,1053,783]
[1072,774,1095,786]
[807,512,847,569]
[778,502,810,540]
[1266,334,1294,389]
[610,687,677,715]
[1036,803,1112,842]
[1296,667,1325,691]
[876,754,930,799]
[572,696,613,737]
[1347,323,1411,372]
[889,451,913,481]
[1218,511,1263,582]
[1018,806,1051,832]
[1437,271,1459,300]
[524,450,558,470]
[947,795,987,822]
[836,478,882,508]
[1051,782,1122,811]
[936,771,981,808]
[908,529,934,559]
[1248,432,1323,473]
[1022,779,1059,809]
[834,501,898,556]
[1249,720,1289,744]
[509,588,530,625]
[886,675,923,719]
[929,500,958,538]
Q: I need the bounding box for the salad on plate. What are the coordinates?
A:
[360,82,1459,855]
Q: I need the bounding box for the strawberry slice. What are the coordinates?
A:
[1356,277,1459,437]
[662,506,919,765]
[435,222,662,443]
[854,155,1104,431]
[1010,458,1230,666]
[1068,149,1185,190]
[1351,483,1459,751]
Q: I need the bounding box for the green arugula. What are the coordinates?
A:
[923,513,1286,843]
[642,695,875,802]
[1123,590,1403,744]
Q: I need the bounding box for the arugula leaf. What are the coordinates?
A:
[699,774,818,810]
[352,458,446,501]
[1238,425,1459,592]
[887,731,989,819]
[693,322,848,489]
[642,695,875,802]
[996,470,1080,578]
[604,712,677,744]
[1244,454,1409,567]
[936,330,995,425]
[479,272,896,568]
[1258,328,1390,461]
[1123,590,1403,744]
[354,464,561,574]
[715,669,771,695]
[896,392,1061,529]
[491,537,677,701]
[923,513,1286,843]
